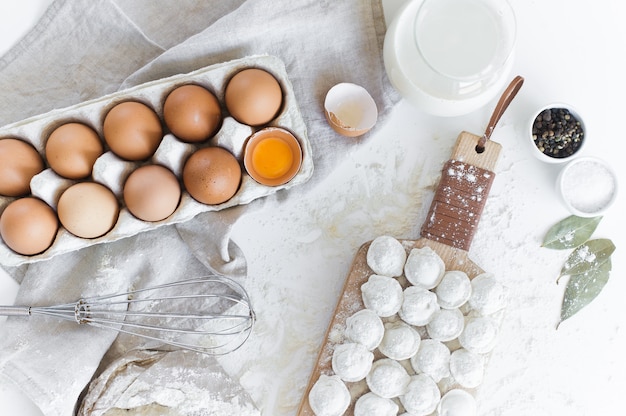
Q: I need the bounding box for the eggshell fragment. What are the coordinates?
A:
[45,122,104,179]
[0,138,44,197]
[123,164,181,222]
[163,84,222,143]
[324,82,377,137]
[103,101,163,161]
[57,182,119,239]
[0,197,58,255]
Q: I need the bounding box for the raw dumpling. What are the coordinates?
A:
[354,392,398,416]
[378,321,421,360]
[366,358,410,399]
[438,389,477,416]
[366,235,406,277]
[361,274,403,318]
[426,308,464,342]
[398,286,440,326]
[331,342,374,382]
[410,339,451,382]
[308,374,351,416]
[458,316,499,354]
[449,348,485,389]
[404,246,445,289]
[344,309,385,351]
[435,270,472,309]
[400,374,441,416]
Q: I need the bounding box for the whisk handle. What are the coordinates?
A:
[0,305,31,316]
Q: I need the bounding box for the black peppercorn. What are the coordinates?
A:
[532,107,584,158]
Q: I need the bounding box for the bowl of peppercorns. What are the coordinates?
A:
[529,103,586,163]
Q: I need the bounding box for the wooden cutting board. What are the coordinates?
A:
[296,130,502,415]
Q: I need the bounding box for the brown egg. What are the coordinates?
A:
[183,147,241,205]
[0,197,58,255]
[57,182,119,239]
[123,164,181,222]
[0,138,44,197]
[163,84,222,143]
[224,68,283,126]
[45,122,104,179]
[103,101,163,161]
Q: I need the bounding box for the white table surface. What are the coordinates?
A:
[1,1,624,415]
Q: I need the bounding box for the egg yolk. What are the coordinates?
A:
[252,137,293,179]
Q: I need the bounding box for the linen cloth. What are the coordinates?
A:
[0,0,400,414]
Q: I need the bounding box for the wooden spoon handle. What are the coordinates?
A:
[477,75,525,152]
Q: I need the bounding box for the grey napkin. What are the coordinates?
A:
[0,0,399,415]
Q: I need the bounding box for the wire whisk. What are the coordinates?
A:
[0,275,255,355]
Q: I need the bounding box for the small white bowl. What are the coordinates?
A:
[529,103,586,163]
[556,156,618,217]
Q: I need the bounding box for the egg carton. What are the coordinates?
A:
[0,54,313,267]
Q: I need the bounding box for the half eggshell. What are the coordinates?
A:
[324,82,378,137]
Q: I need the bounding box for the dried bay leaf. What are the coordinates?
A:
[558,238,615,278]
[542,215,602,250]
[559,258,612,326]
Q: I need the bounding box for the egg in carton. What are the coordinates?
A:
[0,54,313,267]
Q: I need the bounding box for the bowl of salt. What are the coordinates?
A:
[556,156,618,217]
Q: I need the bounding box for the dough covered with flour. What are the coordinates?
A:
[404,246,445,289]
[378,321,421,361]
[426,307,464,342]
[410,339,451,382]
[366,235,406,277]
[468,272,507,315]
[458,316,499,354]
[449,348,485,388]
[331,342,374,382]
[361,274,403,317]
[344,309,384,351]
[366,358,410,399]
[400,374,441,416]
[354,392,398,416]
[438,389,477,416]
[399,285,440,326]
[308,374,351,416]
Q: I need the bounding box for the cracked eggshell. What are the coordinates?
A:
[324,82,377,137]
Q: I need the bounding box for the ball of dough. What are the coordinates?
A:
[308,374,350,416]
[354,392,398,416]
[399,286,440,326]
[332,342,374,382]
[361,274,403,318]
[426,308,464,342]
[366,235,406,277]
[458,316,499,354]
[438,389,477,416]
[404,246,445,289]
[344,309,384,351]
[378,321,421,360]
[449,348,485,388]
[400,374,441,416]
[436,271,472,309]
[468,273,507,315]
[410,339,451,382]
[366,358,410,399]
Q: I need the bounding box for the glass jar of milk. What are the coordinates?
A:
[384,0,516,117]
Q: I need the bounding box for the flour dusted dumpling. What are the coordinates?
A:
[410,339,451,382]
[404,246,445,289]
[361,274,403,317]
[438,389,477,416]
[468,273,507,315]
[398,286,440,326]
[436,270,472,309]
[426,308,464,342]
[449,348,485,388]
[332,342,374,382]
[378,321,421,360]
[354,392,398,416]
[400,374,441,416]
[366,235,406,277]
[344,309,384,351]
[458,316,499,354]
[366,358,410,399]
[308,374,351,416]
